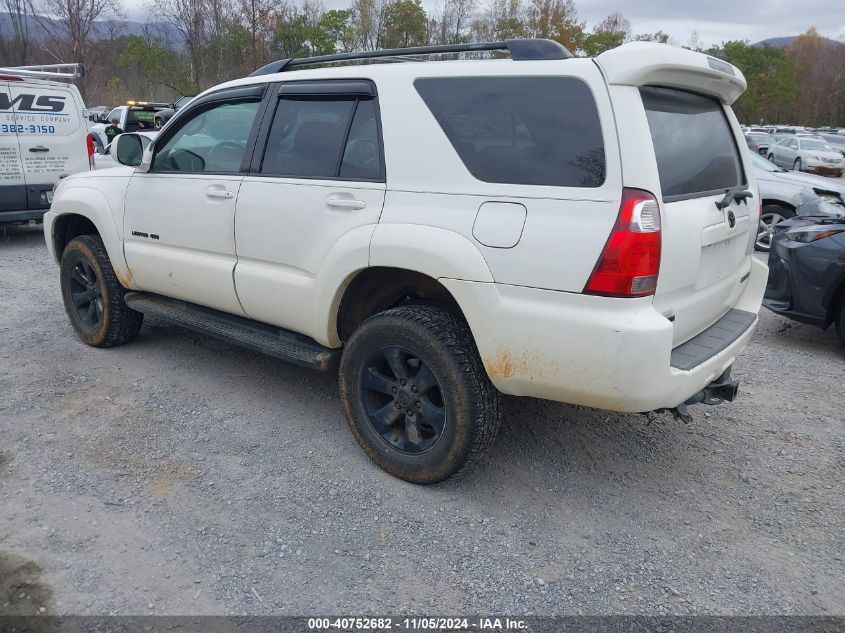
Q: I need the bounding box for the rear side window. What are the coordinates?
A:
[415,77,606,188]
[641,86,744,200]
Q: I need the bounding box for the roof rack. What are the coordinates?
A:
[249,38,572,77]
[0,63,84,81]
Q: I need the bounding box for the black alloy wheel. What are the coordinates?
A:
[360,346,446,454]
[67,257,104,330]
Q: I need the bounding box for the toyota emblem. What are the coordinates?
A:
[727,209,736,228]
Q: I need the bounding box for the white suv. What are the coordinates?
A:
[44,40,767,483]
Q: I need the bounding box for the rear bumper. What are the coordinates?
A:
[442,257,768,413]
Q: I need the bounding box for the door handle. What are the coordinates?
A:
[326,196,366,210]
[206,188,235,199]
[29,146,49,153]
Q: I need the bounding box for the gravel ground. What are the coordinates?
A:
[0,223,843,616]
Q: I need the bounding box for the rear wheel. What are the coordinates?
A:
[60,235,143,347]
[756,205,795,252]
[793,158,802,171]
[339,305,501,484]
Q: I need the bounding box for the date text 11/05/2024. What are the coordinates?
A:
[307,617,528,630]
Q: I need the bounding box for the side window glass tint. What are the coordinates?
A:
[415,76,606,188]
[340,99,381,180]
[152,100,260,173]
[261,98,355,178]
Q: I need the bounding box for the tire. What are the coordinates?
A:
[339,304,502,484]
[60,235,143,347]
[767,154,775,163]
[756,205,795,252]
[793,158,802,171]
[154,117,163,129]
[837,301,845,347]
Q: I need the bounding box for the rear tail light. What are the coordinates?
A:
[584,188,661,298]
[86,133,95,170]
[0,75,23,81]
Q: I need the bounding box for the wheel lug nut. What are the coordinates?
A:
[411,386,418,393]
[392,387,397,394]
[415,401,421,408]
[400,379,406,386]
[407,410,413,416]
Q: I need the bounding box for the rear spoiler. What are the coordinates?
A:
[595,42,747,105]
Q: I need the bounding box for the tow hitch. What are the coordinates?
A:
[648,367,739,424]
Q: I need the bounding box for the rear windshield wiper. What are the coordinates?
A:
[716,187,752,210]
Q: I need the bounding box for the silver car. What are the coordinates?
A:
[752,152,845,251]
[767,136,844,177]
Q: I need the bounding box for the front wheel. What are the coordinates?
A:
[767,153,775,163]
[339,305,501,484]
[60,235,143,347]
[793,158,802,171]
[756,205,795,252]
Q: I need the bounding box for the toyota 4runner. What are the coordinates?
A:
[44,39,767,484]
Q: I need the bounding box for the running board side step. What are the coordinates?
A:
[124,292,339,371]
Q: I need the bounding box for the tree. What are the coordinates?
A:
[0,0,34,65]
[715,40,797,124]
[35,0,123,96]
[525,0,583,51]
[118,34,197,95]
[432,0,477,44]
[580,11,629,56]
[381,0,427,48]
[149,0,207,86]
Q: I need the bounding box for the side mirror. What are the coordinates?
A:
[113,133,144,167]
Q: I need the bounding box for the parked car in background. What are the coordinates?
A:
[768,136,845,177]
[0,63,91,224]
[93,131,158,169]
[86,105,110,122]
[752,152,845,251]
[153,96,195,129]
[745,132,775,156]
[765,213,845,345]
[90,101,170,147]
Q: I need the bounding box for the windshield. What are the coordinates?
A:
[801,139,832,151]
[749,151,780,172]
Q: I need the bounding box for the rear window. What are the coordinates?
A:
[641,86,744,201]
[415,77,606,188]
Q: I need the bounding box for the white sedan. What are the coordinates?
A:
[767,136,844,177]
[93,131,158,169]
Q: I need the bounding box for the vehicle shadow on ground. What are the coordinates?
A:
[0,224,45,247]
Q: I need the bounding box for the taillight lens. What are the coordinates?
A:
[584,188,662,298]
[86,133,95,169]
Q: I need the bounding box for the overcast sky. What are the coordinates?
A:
[122,0,845,48]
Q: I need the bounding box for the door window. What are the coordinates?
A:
[260,96,382,181]
[152,100,261,174]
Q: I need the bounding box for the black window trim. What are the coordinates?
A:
[642,85,748,204]
[148,83,270,176]
[413,75,608,189]
[248,79,386,183]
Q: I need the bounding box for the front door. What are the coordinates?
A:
[123,91,265,315]
[234,82,386,340]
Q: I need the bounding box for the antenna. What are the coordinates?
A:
[0,63,84,81]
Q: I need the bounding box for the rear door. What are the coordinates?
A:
[234,80,386,339]
[0,81,26,213]
[10,82,87,209]
[640,86,754,345]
